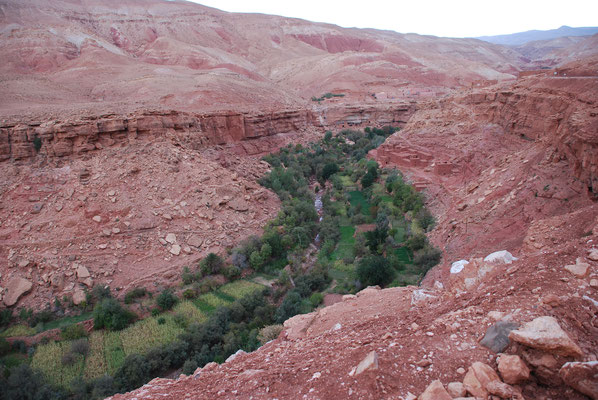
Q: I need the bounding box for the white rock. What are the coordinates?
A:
[484,250,518,264]
[170,245,181,255]
[450,260,469,274]
[92,215,102,223]
[165,233,177,244]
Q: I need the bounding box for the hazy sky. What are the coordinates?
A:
[192,0,598,38]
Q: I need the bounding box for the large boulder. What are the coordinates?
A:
[353,351,379,376]
[463,362,501,398]
[484,250,517,264]
[480,320,519,353]
[559,361,598,399]
[508,316,583,357]
[498,354,530,384]
[3,277,33,306]
[419,380,452,400]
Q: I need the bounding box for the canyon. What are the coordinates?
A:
[1,0,598,399]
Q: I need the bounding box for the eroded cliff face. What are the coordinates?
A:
[373,71,598,266]
[0,103,415,162]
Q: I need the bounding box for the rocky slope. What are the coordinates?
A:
[110,62,598,399]
[0,0,532,118]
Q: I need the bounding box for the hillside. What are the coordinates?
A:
[477,25,598,46]
[0,1,597,399]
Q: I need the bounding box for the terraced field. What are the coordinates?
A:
[30,280,265,387]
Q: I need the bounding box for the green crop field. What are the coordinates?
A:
[219,280,264,300]
[84,331,108,380]
[349,191,371,216]
[331,226,356,261]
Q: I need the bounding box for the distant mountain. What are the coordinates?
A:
[476,26,598,46]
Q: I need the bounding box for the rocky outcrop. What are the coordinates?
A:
[559,361,598,399]
[0,103,415,162]
[0,109,315,162]
[509,316,583,357]
[3,277,33,306]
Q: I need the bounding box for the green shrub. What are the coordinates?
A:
[0,309,12,329]
[61,324,88,340]
[93,298,135,331]
[124,287,147,304]
[200,253,225,276]
[157,317,166,325]
[33,136,42,152]
[257,324,283,345]
[182,289,196,299]
[182,359,198,375]
[70,338,90,356]
[357,255,394,287]
[406,233,427,252]
[413,246,442,273]
[156,289,178,311]
[0,337,11,356]
[309,292,324,307]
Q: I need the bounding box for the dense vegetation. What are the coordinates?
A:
[0,125,441,399]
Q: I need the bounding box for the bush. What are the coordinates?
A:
[257,324,283,345]
[114,354,151,393]
[93,298,135,331]
[182,289,196,299]
[2,364,65,400]
[0,337,11,356]
[0,309,12,329]
[157,317,166,325]
[413,246,442,273]
[275,291,303,323]
[70,338,89,356]
[182,359,198,375]
[416,208,436,232]
[309,292,324,307]
[156,289,178,311]
[91,285,112,303]
[124,287,148,304]
[61,323,88,341]
[61,351,77,366]
[406,233,427,252]
[357,255,394,287]
[200,253,225,276]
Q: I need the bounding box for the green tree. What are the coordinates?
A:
[200,253,225,276]
[357,255,394,287]
[156,289,178,311]
[93,298,135,331]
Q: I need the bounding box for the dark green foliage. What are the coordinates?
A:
[407,233,427,252]
[124,287,147,304]
[93,298,135,331]
[275,291,303,323]
[70,339,89,356]
[364,227,388,253]
[321,162,339,181]
[357,255,394,287]
[60,324,87,341]
[91,286,112,303]
[113,354,150,393]
[0,337,11,357]
[413,246,442,273]
[0,309,12,329]
[182,359,198,375]
[33,136,42,153]
[28,310,54,328]
[416,208,436,232]
[0,364,67,400]
[90,376,116,399]
[361,171,375,188]
[156,289,178,311]
[200,253,225,276]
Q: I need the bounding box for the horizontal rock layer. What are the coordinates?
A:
[0,103,414,162]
